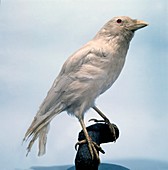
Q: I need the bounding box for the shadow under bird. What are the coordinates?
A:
[23,16,148,160]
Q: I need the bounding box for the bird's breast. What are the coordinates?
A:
[99,49,127,94]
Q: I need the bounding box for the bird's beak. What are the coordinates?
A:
[128,20,148,31]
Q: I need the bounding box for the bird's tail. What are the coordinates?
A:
[23,104,64,156]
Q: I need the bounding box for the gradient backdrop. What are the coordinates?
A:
[0,0,167,169]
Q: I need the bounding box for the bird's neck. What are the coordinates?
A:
[94,34,131,57]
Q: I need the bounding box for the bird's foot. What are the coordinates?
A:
[89,118,116,141]
[75,138,105,160]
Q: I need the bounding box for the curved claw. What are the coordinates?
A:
[92,141,105,154]
[75,139,87,150]
[75,139,105,155]
[75,139,96,159]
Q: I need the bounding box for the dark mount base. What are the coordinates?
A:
[75,123,119,170]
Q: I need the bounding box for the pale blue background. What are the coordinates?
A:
[0,0,167,169]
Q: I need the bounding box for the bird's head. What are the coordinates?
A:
[110,16,148,32]
[97,16,148,42]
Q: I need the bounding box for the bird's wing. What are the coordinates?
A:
[50,41,112,105]
[39,41,110,115]
[57,41,110,80]
[24,41,110,155]
[35,43,91,115]
[37,41,110,116]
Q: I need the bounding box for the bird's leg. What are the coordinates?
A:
[91,106,116,140]
[76,118,100,160]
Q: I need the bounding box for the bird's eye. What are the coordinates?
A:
[116,19,122,24]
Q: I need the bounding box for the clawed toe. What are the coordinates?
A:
[75,139,105,160]
[75,139,86,150]
[91,141,105,154]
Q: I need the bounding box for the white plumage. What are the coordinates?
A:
[23,16,148,158]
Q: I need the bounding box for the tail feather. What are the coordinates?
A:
[24,104,63,156]
[38,124,49,156]
[26,129,39,156]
